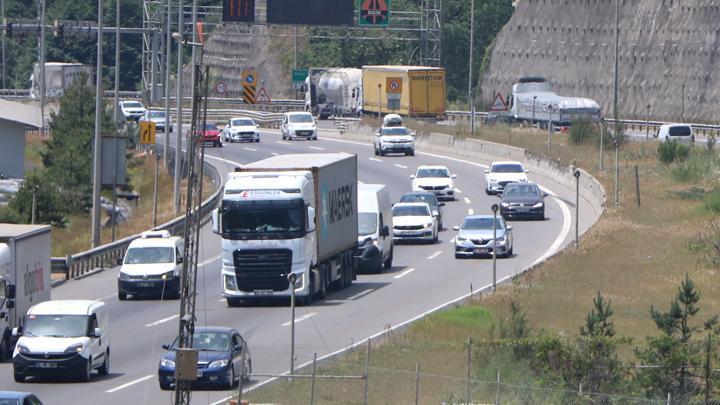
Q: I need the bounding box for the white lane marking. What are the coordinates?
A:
[271,152,280,156]
[358,180,365,185]
[464,197,471,204]
[426,251,442,260]
[369,157,383,162]
[242,147,258,152]
[449,237,456,244]
[309,146,325,150]
[145,314,179,327]
[393,268,416,279]
[532,187,572,266]
[218,298,226,303]
[394,163,407,169]
[468,208,474,215]
[347,288,375,300]
[205,154,242,167]
[199,254,221,267]
[282,312,317,327]
[276,141,291,145]
[455,187,463,193]
[105,374,154,393]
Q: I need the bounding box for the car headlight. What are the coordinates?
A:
[119,272,130,280]
[424,222,433,228]
[224,274,237,291]
[160,358,176,368]
[161,270,175,280]
[532,202,544,208]
[432,210,439,217]
[501,202,510,207]
[17,344,30,354]
[457,236,467,242]
[208,359,229,369]
[65,343,84,354]
[495,236,507,245]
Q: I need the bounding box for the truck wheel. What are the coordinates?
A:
[316,267,328,299]
[118,291,127,301]
[79,357,92,382]
[383,247,393,269]
[13,372,25,383]
[0,333,10,361]
[98,349,110,376]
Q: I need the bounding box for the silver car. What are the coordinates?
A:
[140,109,173,132]
[453,215,513,259]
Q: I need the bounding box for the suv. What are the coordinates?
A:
[118,100,146,121]
[410,165,456,201]
[281,112,317,140]
[13,300,110,382]
[117,230,184,300]
[374,126,415,156]
[484,161,529,195]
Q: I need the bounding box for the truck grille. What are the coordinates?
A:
[233,249,292,292]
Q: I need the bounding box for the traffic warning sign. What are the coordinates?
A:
[256,87,271,103]
[489,92,508,112]
[242,69,257,104]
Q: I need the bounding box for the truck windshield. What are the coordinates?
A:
[358,213,377,236]
[221,199,306,237]
[124,247,174,264]
[24,314,89,338]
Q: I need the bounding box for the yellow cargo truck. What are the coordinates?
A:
[361,65,445,117]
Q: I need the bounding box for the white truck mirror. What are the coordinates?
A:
[11,327,19,337]
[211,208,220,234]
[307,207,316,232]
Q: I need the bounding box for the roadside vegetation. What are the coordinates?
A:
[246,122,720,403]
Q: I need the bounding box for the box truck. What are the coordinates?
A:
[0,224,52,361]
[361,65,446,117]
[213,153,358,306]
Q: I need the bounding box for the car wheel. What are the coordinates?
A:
[455,253,462,259]
[312,136,318,140]
[217,142,223,148]
[225,365,235,389]
[242,359,252,383]
[226,297,242,307]
[159,382,172,390]
[379,149,384,156]
[433,228,439,243]
[118,291,127,301]
[98,349,110,376]
[255,138,260,143]
[13,372,25,383]
[509,245,514,256]
[383,247,393,269]
[409,150,415,156]
[79,357,92,382]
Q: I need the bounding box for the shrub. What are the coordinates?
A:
[704,188,720,213]
[568,118,595,144]
[670,150,719,182]
[658,140,690,164]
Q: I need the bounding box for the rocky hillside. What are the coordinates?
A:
[479,0,720,123]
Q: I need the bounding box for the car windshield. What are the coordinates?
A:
[24,314,89,338]
[203,123,219,131]
[170,331,230,351]
[289,114,313,123]
[149,111,165,118]
[124,247,174,264]
[358,213,377,236]
[504,184,541,197]
[491,164,524,173]
[393,205,430,217]
[416,168,450,178]
[232,119,255,126]
[668,126,691,136]
[381,127,411,136]
[400,193,437,209]
[462,217,503,230]
[124,101,143,108]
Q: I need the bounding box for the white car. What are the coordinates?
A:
[655,123,694,144]
[281,112,317,140]
[391,202,438,243]
[140,109,173,132]
[373,126,415,156]
[410,165,456,201]
[118,100,146,121]
[117,230,184,300]
[484,161,529,195]
[223,117,260,143]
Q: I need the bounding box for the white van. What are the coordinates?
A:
[355,184,393,273]
[656,123,694,144]
[117,230,184,300]
[281,112,318,140]
[12,300,110,382]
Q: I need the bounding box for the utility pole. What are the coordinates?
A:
[681,84,685,122]
[468,0,474,133]
[2,0,6,89]
[113,0,120,124]
[293,26,298,69]
[613,0,619,141]
[91,0,104,247]
[174,0,183,215]
[39,0,46,137]
[164,0,172,165]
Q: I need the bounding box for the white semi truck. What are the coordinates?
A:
[0,224,52,361]
[213,153,358,306]
[510,77,601,126]
[305,68,363,119]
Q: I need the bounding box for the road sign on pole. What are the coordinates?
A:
[386,77,402,93]
[256,86,271,103]
[215,82,227,94]
[292,69,308,83]
[242,69,257,104]
[139,121,157,144]
[360,0,390,27]
[489,92,508,112]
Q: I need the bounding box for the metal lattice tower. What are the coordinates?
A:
[142,0,166,103]
[174,62,209,404]
[419,0,441,67]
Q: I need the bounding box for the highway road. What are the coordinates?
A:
[0,123,596,404]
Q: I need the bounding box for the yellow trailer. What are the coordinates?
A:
[361,65,446,117]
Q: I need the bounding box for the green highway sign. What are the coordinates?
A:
[292,69,308,83]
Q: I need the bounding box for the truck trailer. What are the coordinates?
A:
[213,153,358,306]
[305,68,363,119]
[361,65,446,118]
[510,77,601,126]
[31,62,93,99]
[0,224,52,360]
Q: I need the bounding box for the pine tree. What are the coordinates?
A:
[580,291,615,338]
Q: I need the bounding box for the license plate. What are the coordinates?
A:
[35,362,57,369]
[137,282,154,287]
[254,289,273,296]
[474,248,489,254]
[515,208,529,212]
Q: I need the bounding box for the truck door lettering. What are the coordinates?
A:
[23,262,45,300]
[328,184,354,224]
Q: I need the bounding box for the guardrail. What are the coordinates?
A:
[50,146,223,280]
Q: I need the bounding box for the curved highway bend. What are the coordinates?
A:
[0,125,595,405]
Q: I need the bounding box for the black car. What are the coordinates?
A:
[499,182,546,220]
[399,191,445,230]
[158,327,252,390]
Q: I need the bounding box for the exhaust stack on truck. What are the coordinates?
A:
[213,153,358,306]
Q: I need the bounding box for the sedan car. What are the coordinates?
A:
[484,161,529,195]
[373,126,415,156]
[500,182,546,220]
[391,202,438,243]
[0,391,43,404]
[140,110,173,132]
[223,117,260,143]
[399,191,444,230]
[198,123,223,147]
[454,215,513,259]
[158,327,251,390]
[410,165,457,201]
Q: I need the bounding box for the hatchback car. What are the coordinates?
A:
[484,161,528,195]
[223,117,260,143]
[140,110,173,132]
[454,215,513,258]
[374,127,415,156]
[0,391,43,405]
[158,326,251,390]
[198,123,223,147]
[410,166,456,201]
[399,191,444,230]
[391,202,438,243]
[500,182,546,220]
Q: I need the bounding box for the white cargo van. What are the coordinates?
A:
[354,183,393,273]
[12,300,110,382]
[117,230,184,300]
[656,123,695,144]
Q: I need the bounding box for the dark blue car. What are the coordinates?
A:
[157,326,252,390]
[0,391,43,405]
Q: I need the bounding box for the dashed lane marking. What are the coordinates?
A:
[394,163,407,169]
[282,312,317,327]
[369,157,383,162]
[242,147,258,152]
[464,197,471,204]
[347,289,375,300]
[393,268,416,279]
[426,251,442,260]
[105,374,155,393]
[145,314,179,327]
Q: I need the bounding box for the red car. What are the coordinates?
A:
[198,123,223,147]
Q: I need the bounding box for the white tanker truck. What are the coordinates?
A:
[305,68,363,119]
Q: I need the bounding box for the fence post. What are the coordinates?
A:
[310,353,317,405]
[495,370,500,405]
[666,392,671,405]
[414,363,420,405]
[363,339,371,405]
[465,337,471,404]
[634,165,641,207]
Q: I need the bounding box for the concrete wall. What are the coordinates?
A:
[479,0,720,123]
[0,120,26,179]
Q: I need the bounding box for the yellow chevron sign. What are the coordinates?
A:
[242,69,257,104]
